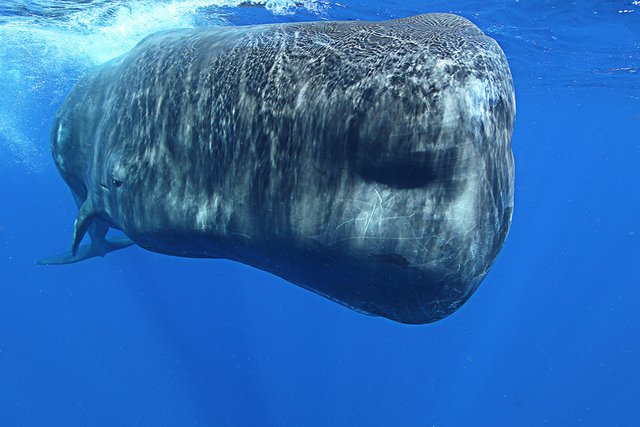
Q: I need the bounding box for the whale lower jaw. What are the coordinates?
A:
[125,230,484,324]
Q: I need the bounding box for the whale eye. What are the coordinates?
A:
[112,178,123,188]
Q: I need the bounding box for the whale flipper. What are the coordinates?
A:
[38,221,134,265]
[37,237,134,265]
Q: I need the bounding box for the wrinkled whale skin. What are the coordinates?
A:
[47,13,515,324]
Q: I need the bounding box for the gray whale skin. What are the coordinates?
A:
[40,13,515,324]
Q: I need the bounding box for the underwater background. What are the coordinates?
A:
[0,0,639,425]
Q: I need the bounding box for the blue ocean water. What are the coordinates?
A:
[0,0,639,425]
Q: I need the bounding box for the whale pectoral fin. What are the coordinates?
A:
[38,204,135,265]
[37,237,134,265]
[71,199,96,256]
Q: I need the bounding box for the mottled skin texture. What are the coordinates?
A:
[48,13,515,324]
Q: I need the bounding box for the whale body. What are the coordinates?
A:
[40,13,515,324]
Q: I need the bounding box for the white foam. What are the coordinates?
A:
[4,0,324,65]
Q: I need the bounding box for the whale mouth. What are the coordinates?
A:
[370,252,410,268]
